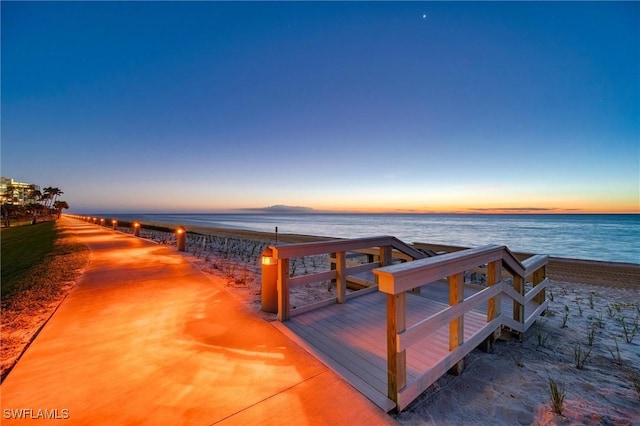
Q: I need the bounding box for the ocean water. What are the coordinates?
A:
[110,213,639,264]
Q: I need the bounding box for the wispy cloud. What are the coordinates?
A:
[465,207,585,213]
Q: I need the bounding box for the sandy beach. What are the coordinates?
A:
[3,219,639,424]
[127,220,638,424]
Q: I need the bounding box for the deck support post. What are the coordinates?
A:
[277,258,290,321]
[448,272,465,374]
[386,292,406,404]
[336,251,347,304]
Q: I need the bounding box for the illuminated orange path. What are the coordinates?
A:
[1,218,394,425]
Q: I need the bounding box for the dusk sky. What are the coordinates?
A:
[2,1,638,214]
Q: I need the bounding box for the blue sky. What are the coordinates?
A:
[2,1,638,213]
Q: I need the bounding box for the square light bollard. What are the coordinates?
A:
[261,248,278,314]
[176,226,186,252]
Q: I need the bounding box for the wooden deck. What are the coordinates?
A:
[273,280,540,412]
[268,239,548,411]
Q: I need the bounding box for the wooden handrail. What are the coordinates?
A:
[272,235,396,259]
[270,235,427,321]
[375,245,506,295]
[523,254,549,276]
[372,244,548,410]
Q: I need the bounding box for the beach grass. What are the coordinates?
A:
[1,222,58,298]
[547,376,565,415]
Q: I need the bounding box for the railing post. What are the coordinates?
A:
[533,266,546,304]
[487,260,502,322]
[448,272,465,374]
[478,260,504,350]
[380,246,392,266]
[277,258,290,321]
[513,274,525,335]
[336,251,347,303]
[329,252,336,290]
[387,292,406,404]
[375,246,392,287]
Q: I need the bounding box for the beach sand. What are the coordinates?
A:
[3,219,639,424]
[172,223,639,425]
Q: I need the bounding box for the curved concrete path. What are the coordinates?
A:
[1,218,395,425]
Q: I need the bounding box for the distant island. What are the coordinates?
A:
[243,205,317,214]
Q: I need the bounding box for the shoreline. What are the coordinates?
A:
[78,216,640,290]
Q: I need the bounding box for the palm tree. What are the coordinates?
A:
[49,187,63,205]
[53,200,69,219]
[42,187,53,207]
[41,192,52,208]
[26,185,42,206]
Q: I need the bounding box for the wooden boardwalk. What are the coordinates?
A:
[273,280,540,412]
[268,238,549,411]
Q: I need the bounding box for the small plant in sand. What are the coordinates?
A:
[508,349,524,367]
[227,263,237,279]
[608,337,624,366]
[627,368,640,400]
[548,288,554,302]
[544,308,556,317]
[588,291,596,310]
[536,320,550,347]
[606,304,614,318]
[230,266,249,286]
[547,376,565,415]
[561,305,570,328]
[620,317,638,344]
[587,313,602,328]
[575,299,583,316]
[290,258,299,277]
[587,325,596,346]
[573,343,591,369]
[596,310,605,328]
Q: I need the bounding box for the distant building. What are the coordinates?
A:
[0,177,40,206]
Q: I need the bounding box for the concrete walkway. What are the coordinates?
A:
[1,218,395,425]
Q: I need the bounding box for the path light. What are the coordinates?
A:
[112,219,117,230]
[100,218,105,226]
[261,248,278,313]
[93,217,97,224]
[133,222,140,237]
[176,226,186,252]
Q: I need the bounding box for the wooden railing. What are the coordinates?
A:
[270,236,426,321]
[373,245,548,410]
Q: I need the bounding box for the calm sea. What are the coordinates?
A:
[110,214,639,264]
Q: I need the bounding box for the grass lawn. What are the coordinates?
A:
[1,219,89,381]
[1,222,58,298]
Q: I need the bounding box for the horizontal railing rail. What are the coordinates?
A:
[270,236,426,321]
